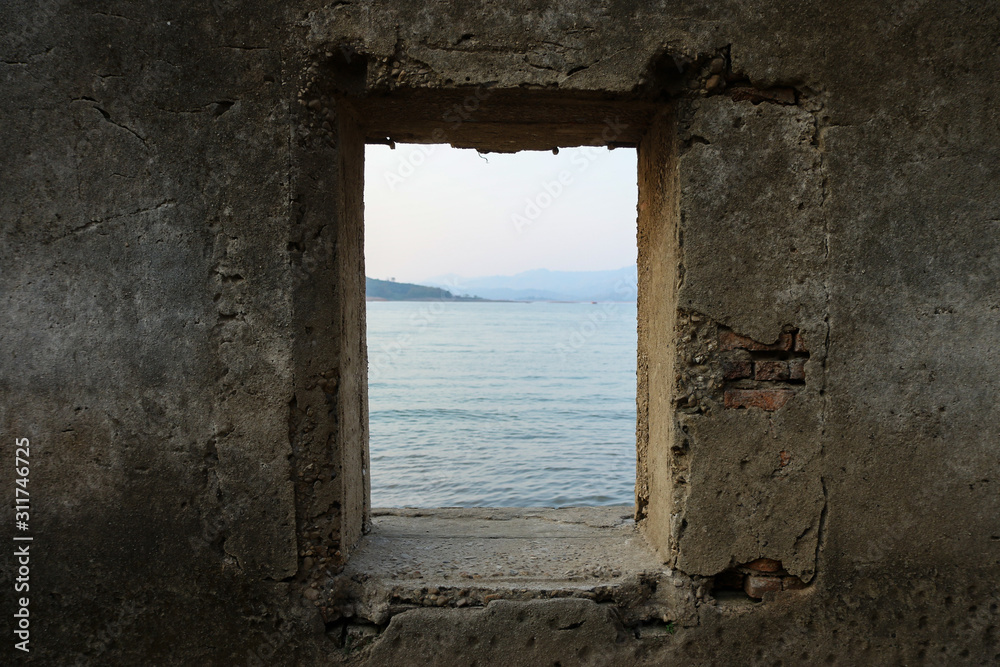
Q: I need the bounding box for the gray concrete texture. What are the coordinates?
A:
[2,0,999,664]
[336,508,702,628]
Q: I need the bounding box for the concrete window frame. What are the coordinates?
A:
[316,88,678,561]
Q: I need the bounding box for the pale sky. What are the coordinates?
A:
[363,143,638,284]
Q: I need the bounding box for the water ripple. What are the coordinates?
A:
[368,301,637,507]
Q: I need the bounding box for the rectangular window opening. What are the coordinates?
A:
[363,143,639,511]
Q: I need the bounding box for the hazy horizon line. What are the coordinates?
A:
[368,263,638,285]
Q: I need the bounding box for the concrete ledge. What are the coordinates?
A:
[353,506,657,584]
[325,507,709,630]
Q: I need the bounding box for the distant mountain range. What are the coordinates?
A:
[425,266,638,302]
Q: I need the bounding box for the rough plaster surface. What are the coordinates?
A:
[334,507,704,631]
[678,97,827,343]
[668,97,828,578]
[363,599,636,666]
[2,0,999,664]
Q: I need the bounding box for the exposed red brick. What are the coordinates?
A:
[746,558,783,573]
[719,330,794,352]
[782,576,807,591]
[722,359,752,380]
[744,574,783,599]
[779,450,792,468]
[724,388,794,411]
[788,357,806,381]
[755,360,790,381]
[719,331,753,351]
[794,332,808,352]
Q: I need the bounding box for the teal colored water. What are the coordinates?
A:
[366,301,638,507]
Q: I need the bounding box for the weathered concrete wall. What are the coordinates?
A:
[2,0,999,664]
[0,1,318,662]
[667,95,828,580]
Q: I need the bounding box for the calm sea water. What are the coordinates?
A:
[366,301,637,507]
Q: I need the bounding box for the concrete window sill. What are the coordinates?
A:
[334,507,706,628]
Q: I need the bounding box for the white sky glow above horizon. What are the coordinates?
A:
[363,143,638,284]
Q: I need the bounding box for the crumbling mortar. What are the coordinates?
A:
[670,311,820,576]
[674,310,724,416]
[673,46,818,157]
[294,50,357,146]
